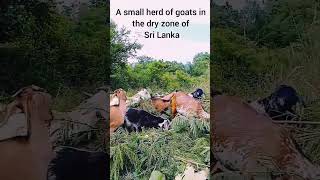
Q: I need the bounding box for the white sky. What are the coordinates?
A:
[110,0,210,64]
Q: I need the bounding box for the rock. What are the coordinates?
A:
[175,165,208,180]
[149,170,166,180]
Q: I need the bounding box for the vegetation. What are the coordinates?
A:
[0,0,108,95]
[110,29,210,92]
[212,0,320,99]
[109,26,210,178]
[212,0,320,178]
[107,5,211,179]
[111,115,210,180]
[4,0,319,179]
[1,1,210,179]
[0,0,109,173]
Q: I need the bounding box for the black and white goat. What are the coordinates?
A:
[123,108,171,132]
[249,85,306,120]
[189,88,205,99]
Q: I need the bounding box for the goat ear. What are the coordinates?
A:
[12,85,44,98]
[12,87,26,97]
[113,88,123,94]
[110,95,120,106]
[161,93,174,101]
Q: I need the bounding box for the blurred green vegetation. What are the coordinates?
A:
[0,0,108,95]
[211,0,320,177]
[0,0,209,96]
[0,1,210,180]
[212,0,320,100]
[4,0,320,179]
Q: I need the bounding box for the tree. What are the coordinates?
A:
[0,1,110,93]
[257,0,318,47]
[190,52,210,76]
[110,22,141,89]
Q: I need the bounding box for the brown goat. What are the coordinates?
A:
[212,95,320,179]
[0,86,55,180]
[110,89,127,134]
[151,91,209,119]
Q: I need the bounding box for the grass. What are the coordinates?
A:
[211,25,320,179]
[253,38,320,164]
[51,87,86,111]
[48,87,107,152]
[0,80,210,179]
[110,118,210,180]
[110,88,210,180]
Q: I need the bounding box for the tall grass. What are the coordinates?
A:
[212,23,320,179]
[253,26,320,163]
[110,118,210,180]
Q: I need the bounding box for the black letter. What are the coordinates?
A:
[145,31,150,38]
[116,9,121,15]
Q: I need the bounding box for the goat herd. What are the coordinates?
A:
[110,88,210,134]
[0,84,319,180]
[110,84,320,179]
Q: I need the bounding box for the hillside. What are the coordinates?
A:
[213,0,265,9]
[212,0,320,178]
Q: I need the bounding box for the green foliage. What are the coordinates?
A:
[172,115,210,138]
[212,1,320,177]
[110,22,142,89]
[211,28,263,97]
[258,0,319,47]
[211,2,241,30]
[190,52,210,76]
[0,1,108,94]
[1,1,210,180]
[111,91,210,179]
[112,57,209,92]
[111,119,210,180]
[109,22,210,91]
[213,0,320,48]
[52,87,85,111]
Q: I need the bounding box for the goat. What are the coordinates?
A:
[151,91,209,119]
[249,85,306,120]
[110,89,127,134]
[126,88,151,107]
[0,86,108,180]
[0,86,55,180]
[189,88,205,99]
[123,108,170,132]
[212,94,320,179]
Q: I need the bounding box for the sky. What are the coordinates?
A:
[110,0,210,64]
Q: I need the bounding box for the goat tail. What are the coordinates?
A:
[171,94,177,118]
[47,147,108,180]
